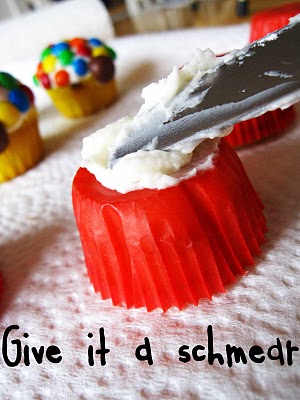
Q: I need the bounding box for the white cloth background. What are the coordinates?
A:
[0,0,114,63]
[0,24,300,399]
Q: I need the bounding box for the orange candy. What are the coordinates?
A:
[36,62,44,78]
[55,70,70,87]
[70,38,86,49]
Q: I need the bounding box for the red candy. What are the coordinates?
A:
[55,70,70,87]
[70,38,86,50]
[77,45,92,57]
[20,84,35,104]
[40,73,51,89]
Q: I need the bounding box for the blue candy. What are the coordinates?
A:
[73,58,88,76]
[8,88,30,112]
[89,38,103,47]
[51,42,70,56]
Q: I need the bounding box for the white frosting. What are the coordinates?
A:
[47,57,91,88]
[289,14,300,24]
[82,49,232,193]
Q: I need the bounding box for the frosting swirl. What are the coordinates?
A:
[81,49,232,193]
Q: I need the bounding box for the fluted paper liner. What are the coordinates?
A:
[249,2,300,42]
[225,107,296,148]
[223,0,299,150]
[0,108,43,183]
[47,78,117,118]
[72,139,266,311]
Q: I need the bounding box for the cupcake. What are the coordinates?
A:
[225,3,299,147]
[33,38,117,118]
[225,107,296,148]
[249,2,300,42]
[72,49,266,312]
[0,72,43,183]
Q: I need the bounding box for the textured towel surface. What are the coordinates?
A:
[0,24,300,400]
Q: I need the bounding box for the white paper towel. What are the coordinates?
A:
[0,0,114,63]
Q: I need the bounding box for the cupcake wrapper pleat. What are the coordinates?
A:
[47,78,117,118]
[250,4,300,42]
[73,139,266,311]
[0,108,43,183]
[225,107,296,148]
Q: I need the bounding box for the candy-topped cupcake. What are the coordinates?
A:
[225,3,299,148]
[0,72,43,183]
[34,38,117,118]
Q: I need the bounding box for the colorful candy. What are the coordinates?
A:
[20,84,34,104]
[0,72,18,90]
[73,58,88,76]
[0,73,35,135]
[36,63,44,78]
[58,49,74,66]
[33,74,39,87]
[51,42,70,56]
[77,46,92,57]
[89,38,103,47]
[92,47,109,58]
[88,56,115,83]
[103,46,117,60]
[55,70,70,87]
[8,88,30,112]
[70,38,86,49]
[40,73,51,89]
[41,47,52,60]
[42,54,57,74]
[35,38,117,89]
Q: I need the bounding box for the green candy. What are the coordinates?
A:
[0,72,18,90]
[41,47,52,60]
[58,49,74,66]
[103,45,117,60]
[33,74,39,86]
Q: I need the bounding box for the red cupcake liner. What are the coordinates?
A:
[72,139,266,312]
[224,2,299,148]
[250,2,300,42]
[225,106,296,148]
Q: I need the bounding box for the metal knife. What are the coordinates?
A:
[110,18,300,166]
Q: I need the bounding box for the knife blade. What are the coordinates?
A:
[110,18,300,166]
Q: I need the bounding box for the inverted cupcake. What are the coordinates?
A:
[34,38,117,118]
[72,49,267,312]
[250,2,300,42]
[0,72,43,183]
[225,3,299,147]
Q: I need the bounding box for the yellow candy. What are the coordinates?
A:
[0,102,20,128]
[92,47,109,58]
[42,54,57,73]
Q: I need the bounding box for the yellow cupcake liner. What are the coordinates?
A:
[47,78,117,118]
[0,108,43,183]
